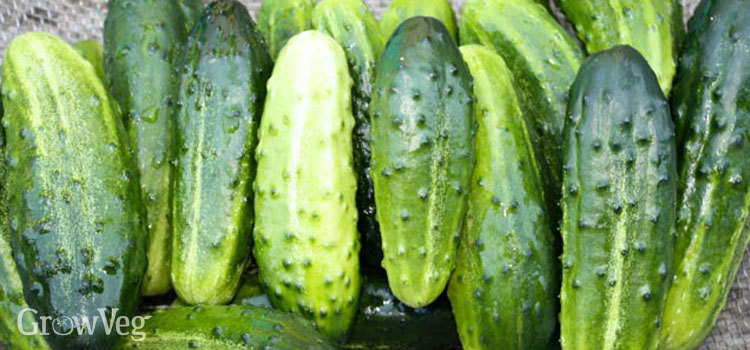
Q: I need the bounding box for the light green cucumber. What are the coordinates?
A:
[253,30,360,341]
[379,0,458,42]
[73,39,105,81]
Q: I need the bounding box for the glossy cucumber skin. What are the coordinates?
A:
[2,32,147,350]
[370,17,475,308]
[560,46,676,350]
[113,305,337,350]
[229,269,460,350]
[554,0,681,95]
[662,1,750,349]
[258,0,316,60]
[447,45,558,350]
[171,0,272,306]
[253,30,360,341]
[379,0,458,42]
[460,0,584,212]
[312,0,386,269]
[0,117,50,349]
[104,0,202,296]
[73,39,105,81]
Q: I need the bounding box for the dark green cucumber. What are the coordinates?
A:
[114,305,336,350]
[2,32,147,350]
[253,30,360,341]
[73,39,105,81]
[229,269,460,350]
[311,0,386,269]
[379,0,458,42]
[258,0,316,60]
[560,46,676,350]
[448,45,558,350]
[370,17,474,308]
[104,0,202,296]
[171,0,272,306]
[0,113,50,349]
[662,1,750,348]
[554,0,681,94]
[460,0,584,213]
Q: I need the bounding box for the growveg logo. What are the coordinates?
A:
[17,308,151,341]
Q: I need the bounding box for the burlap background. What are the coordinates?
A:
[0,0,747,349]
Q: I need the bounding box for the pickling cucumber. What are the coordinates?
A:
[258,0,316,60]
[370,16,475,308]
[448,45,558,350]
[460,0,584,211]
[104,0,202,296]
[559,46,677,350]
[554,0,682,94]
[3,32,147,350]
[662,1,750,348]
[253,30,360,341]
[312,0,386,269]
[113,305,337,350]
[379,0,458,42]
[171,0,272,306]
[73,39,105,81]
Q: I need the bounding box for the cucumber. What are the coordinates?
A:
[0,114,50,349]
[460,0,584,211]
[379,0,458,42]
[370,16,474,308]
[662,1,750,348]
[554,0,682,95]
[73,39,105,81]
[447,45,558,350]
[113,305,337,350]
[229,269,460,350]
[171,0,272,306]
[311,0,386,269]
[560,46,676,350]
[2,32,147,350]
[258,0,316,60]
[104,0,202,296]
[253,30,360,341]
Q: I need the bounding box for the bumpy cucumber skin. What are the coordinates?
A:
[554,0,681,95]
[370,17,475,308]
[312,0,386,269]
[171,0,272,306]
[560,46,676,350]
[460,0,584,213]
[104,0,202,296]
[662,1,750,349]
[379,0,458,42]
[73,39,105,81]
[253,30,360,341]
[258,0,316,60]
[2,32,147,350]
[0,116,50,349]
[113,305,336,350]
[448,45,558,350]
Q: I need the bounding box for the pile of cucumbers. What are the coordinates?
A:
[1,0,748,349]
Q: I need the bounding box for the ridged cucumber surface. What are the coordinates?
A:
[370,16,475,308]
[312,0,386,269]
[0,116,50,349]
[448,45,558,350]
[662,1,750,348]
[560,46,676,350]
[104,0,202,296]
[379,0,458,42]
[258,0,316,60]
[171,0,272,306]
[460,0,584,211]
[73,39,105,81]
[2,32,147,350]
[554,0,681,94]
[113,305,337,350]
[253,30,360,341]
